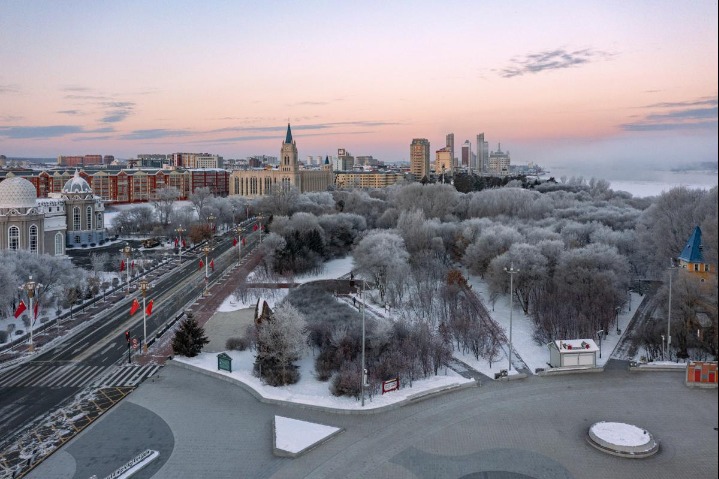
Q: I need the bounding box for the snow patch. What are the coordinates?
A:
[274,416,340,455]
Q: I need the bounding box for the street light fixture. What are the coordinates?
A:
[666,259,677,361]
[203,244,212,295]
[356,282,367,407]
[139,278,150,354]
[22,276,42,353]
[122,243,132,295]
[235,225,243,264]
[175,225,185,267]
[504,263,519,372]
[597,330,604,358]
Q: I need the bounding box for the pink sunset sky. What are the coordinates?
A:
[1,1,717,177]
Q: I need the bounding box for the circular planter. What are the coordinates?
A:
[587,421,659,458]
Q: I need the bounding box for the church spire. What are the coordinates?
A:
[285,123,293,144]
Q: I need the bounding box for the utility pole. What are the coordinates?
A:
[504,263,519,372]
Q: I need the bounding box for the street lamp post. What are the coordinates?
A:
[661,334,665,361]
[615,306,621,334]
[235,225,243,264]
[22,276,42,353]
[122,243,132,295]
[139,278,150,353]
[667,260,676,361]
[207,214,216,241]
[203,245,212,295]
[175,225,185,268]
[504,263,519,372]
[356,283,366,407]
[597,330,604,358]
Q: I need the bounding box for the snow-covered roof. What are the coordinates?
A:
[552,339,599,353]
[62,170,92,194]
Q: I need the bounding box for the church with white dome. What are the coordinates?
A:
[0,170,106,256]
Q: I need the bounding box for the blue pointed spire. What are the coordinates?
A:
[324,155,329,164]
[678,226,704,262]
[285,123,293,144]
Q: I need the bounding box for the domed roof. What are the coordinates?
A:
[62,170,92,194]
[0,176,38,209]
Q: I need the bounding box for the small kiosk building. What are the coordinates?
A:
[548,339,599,368]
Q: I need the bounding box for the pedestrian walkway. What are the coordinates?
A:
[0,362,159,389]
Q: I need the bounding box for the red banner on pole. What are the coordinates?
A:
[120,260,125,272]
[130,298,140,316]
[14,300,27,319]
[145,299,154,316]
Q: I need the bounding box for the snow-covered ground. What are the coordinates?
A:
[274,416,341,455]
[466,276,643,371]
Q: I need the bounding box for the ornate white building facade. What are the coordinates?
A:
[0,170,106,256]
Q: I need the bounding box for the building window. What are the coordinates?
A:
[74,235,81,244]
[29,225,38,253]
[86,206,93,230]
[96,212,103,229]
[55,233,64,255]
[8,226,20,250]
[73,207,81,231]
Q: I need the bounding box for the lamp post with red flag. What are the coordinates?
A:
[139,278,151,353]
[122,243,132,295]
[21,276,42,353]
[235,225,243,264]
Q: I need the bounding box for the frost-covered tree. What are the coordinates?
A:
[189,186,213,220]
[172,311,209,357]
[353,230,410,304]
[152,186,180,226]
[254,302,307,386]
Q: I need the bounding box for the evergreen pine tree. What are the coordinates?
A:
[172,311,209,357]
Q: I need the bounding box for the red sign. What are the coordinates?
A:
[382,377,399,394]
[132,338,139,350]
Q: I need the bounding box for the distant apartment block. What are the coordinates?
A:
[57,155,104,167]
[171,152,224,169]
[461,140,476,171]
[334,171,403,189]
[337,148,354,171]
[410,138,430,180]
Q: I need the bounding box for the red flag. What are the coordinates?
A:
[210,259,215,271]
[145,299,154,316]
[174,238,179,247]
[34,301,39,319]
[130,298,140,316]
[242,237,246,246]
[14,300,27,319]
[253,224,258,231]
[199,259,204,269]
[120,260,126,272]
[182,239,187,248]
[233,237,238,246]
[131,261,135,269]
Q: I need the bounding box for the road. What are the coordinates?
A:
[0,222,261,459]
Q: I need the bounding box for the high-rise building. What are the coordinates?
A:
[488,143,511,175]
[435,147,453,176]
[477,133,488,173]
[446,133,455,168]
[337,149,354,171]
[461,140,474,172]
[410,138,430,180]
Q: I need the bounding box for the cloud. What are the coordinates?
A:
[57,109,83,115]
[500,48,612,78]
[621,96,718,132]
[119,129,194,140]
[0,84,20,94]
[192,130,372,144]
[100,101,135,123]
[0,125,85,139]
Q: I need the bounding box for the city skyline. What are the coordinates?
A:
[1,1,717,178]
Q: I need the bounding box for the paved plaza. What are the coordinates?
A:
[27,360,717,479]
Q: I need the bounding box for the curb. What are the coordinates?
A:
[168,360,477,415]
[628,365,685,373]
[537,367,604,377]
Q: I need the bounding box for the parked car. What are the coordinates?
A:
[15,329,24,335]
[141,238,161,248]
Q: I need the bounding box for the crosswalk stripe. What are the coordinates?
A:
[0,363,162,388]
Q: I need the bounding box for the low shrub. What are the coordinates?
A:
[226,337,249,351]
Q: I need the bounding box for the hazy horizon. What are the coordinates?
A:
[1,1,717,175]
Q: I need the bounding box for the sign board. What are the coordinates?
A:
[382,377,399,394]
[132,338,139,350]
[217,352,232,373]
